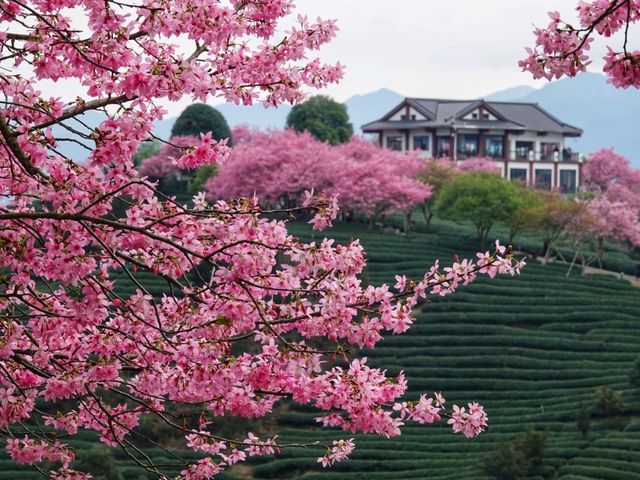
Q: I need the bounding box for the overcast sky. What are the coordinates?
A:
[284,0,605,102]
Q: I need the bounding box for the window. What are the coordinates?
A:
[386,136,403,151]
[535,168,552,190]
[457,133,479,157]
[540,142,559,161]
[471,112,478,119]
[482,113,490,120]
[509,168,527,183]
[436,136,451,157]
[515,141,534,160]
[413,135,430,151]
[484,135,503,158]
[559,170,577,193]
[411,114,416,120]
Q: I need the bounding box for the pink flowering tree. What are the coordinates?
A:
[207,130,431,228]
[0,1,525,479]
[563,149,640,267]
[521,1,640,88]
[456,156,502,175]
[334,137,431,229]
[583,148,640,192]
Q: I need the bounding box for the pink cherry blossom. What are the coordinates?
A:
[0,0,525,477]
[522,2,640,88]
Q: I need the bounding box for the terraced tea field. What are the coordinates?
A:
[251,222,640,480]
[2,221,639,479]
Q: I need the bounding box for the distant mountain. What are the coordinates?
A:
[484,85,536,101]
[484,73,640,167]
[345,88,404,132]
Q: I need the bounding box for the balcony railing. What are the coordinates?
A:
[506,150,581,162]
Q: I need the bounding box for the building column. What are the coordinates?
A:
[378,132,383,148]
[529,161,534,188]
[451,129,457,161]
[578,160,584,190]
[553,160,559,189]
[478,131,485,157]
[502,135,508,160]
[404,129,410,152]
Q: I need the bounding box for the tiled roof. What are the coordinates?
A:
[362,98,582,136]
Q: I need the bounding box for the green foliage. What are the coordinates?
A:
[593,386,624,417]
[435,172,520,246]
[286,95,353,145]
[630,354,640,388]
[188,163,217,193]
[482,428,548,480]
[505,186,544,243]
[576,405,591,436]
[73,446,123,480]
[133,140,161,166]
[416,159,457,230]
[171,103,232,144]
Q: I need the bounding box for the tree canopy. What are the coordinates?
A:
[171,103,233,145]
[286,95,353,145]
[436,172,521,247]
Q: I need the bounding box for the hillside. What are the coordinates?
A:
[2,220,639,479]
[250,221,640,480]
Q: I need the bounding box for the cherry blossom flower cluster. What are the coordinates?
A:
[0,0,526,477]
[521,2,640,88]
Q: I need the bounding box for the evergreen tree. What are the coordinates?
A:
[286,95,353,145]
[171,103,232,145]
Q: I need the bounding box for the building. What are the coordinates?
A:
[362,98,583,193]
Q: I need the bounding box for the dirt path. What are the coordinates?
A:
[519,251,640,289]
[580,265,640,288]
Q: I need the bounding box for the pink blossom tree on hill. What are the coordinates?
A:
[563,149,640,268]
[206,130,431,226]
[0,1,524,478]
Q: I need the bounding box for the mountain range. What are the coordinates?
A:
[56,72,640,167]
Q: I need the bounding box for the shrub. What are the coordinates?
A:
[482,428,548,480]
[593,386,624,417]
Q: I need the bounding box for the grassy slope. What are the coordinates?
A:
[2,219,639,480]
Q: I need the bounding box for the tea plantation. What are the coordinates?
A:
[2,220,640,479]
[252,221,640,480]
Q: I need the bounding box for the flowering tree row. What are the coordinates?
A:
[0,1,526,479]
[205,128,432,223]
